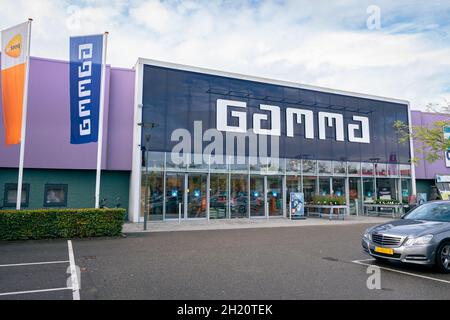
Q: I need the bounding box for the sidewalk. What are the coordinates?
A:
[122,215,392,233]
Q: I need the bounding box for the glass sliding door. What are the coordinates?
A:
[250,175,264,217]
[230,175,248,218]
[209,173,228,219]
[165,173,185,219]
[187,174,207,219]
[267,176,283,216]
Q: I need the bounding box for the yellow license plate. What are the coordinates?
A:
[375,247,394,255]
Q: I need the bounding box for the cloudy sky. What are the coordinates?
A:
[1,0,450,110]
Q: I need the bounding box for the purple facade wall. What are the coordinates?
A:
[412,110,450,180]
[0,56,134,171]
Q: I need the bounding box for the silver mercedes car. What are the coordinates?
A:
[362,200,450,273]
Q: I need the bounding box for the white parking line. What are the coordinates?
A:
[352,259,450,285]
[0,261,69,268]
[0,287,72,297]
[67,240,80,300]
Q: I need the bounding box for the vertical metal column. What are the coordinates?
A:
[264,176,268,219]
[282,175,287,218]
[162,153,167,221]
[207,173,211,221]
[184,173,188,220]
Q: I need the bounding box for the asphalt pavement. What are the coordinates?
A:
[1,223,449,300]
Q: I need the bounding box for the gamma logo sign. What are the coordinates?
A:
[69,35,103,144]
[169,98,372,167]
[5,34,22,58]
[216,99,371,144]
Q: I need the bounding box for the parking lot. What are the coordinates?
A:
[1,223,449,300]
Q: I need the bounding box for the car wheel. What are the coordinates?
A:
[435,241,450,274]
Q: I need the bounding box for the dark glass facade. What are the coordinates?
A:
[138,64,413,222]
[142,65,410,164]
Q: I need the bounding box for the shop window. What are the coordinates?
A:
[400,164,411,177]
[319,177,331,195]
[286,159,301,173]
[375,163,387,176]
[387,163,398,176]
[318,161,331,174]
[348,162,361,175]
[361,163,374,176]
[44,184,68,207]
[302,160,316,174]
[401,179,412,204]
[377,178,398,201]
[333,161,347,175]
[363,178,375,203]
[332,178,346,198]
[303,177,317,203]
[3,183,30,208]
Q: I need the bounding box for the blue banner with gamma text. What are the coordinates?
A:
[69,34,103,144]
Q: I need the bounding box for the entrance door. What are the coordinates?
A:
[165,173,185,220]
[187,174,207,219]
[250,176,264,217]
[267,176,283,217]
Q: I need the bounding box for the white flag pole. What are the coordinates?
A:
[95,32,108,209]
[16,18,33,210]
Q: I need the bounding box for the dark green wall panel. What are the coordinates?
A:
[0,168,129,214]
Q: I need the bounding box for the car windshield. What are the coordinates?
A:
[404,202,450,222]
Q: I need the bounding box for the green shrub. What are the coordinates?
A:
[311,195,346,205]
[0,208,126,240]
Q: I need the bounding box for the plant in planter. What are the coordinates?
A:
[311,195,346,214]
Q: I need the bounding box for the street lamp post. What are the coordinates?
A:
[138,122,158,231]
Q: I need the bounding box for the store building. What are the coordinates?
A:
[412,111,450,200]
[0,56,448,222]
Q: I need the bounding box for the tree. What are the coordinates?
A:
[394,114,450,164]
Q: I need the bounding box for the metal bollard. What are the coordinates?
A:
[178,202,182,224]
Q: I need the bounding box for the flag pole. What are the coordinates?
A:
[95,32,108,209]
[16,18,32,210]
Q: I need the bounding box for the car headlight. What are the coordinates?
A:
[404,234,434,246]
[363,229,372,241]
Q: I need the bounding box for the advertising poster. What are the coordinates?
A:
[290,192,305,219]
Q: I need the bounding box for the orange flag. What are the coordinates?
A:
[1,21,30,145]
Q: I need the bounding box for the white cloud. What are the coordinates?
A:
[0,0,449,110]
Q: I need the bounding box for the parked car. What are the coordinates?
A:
[361,200,450,273]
